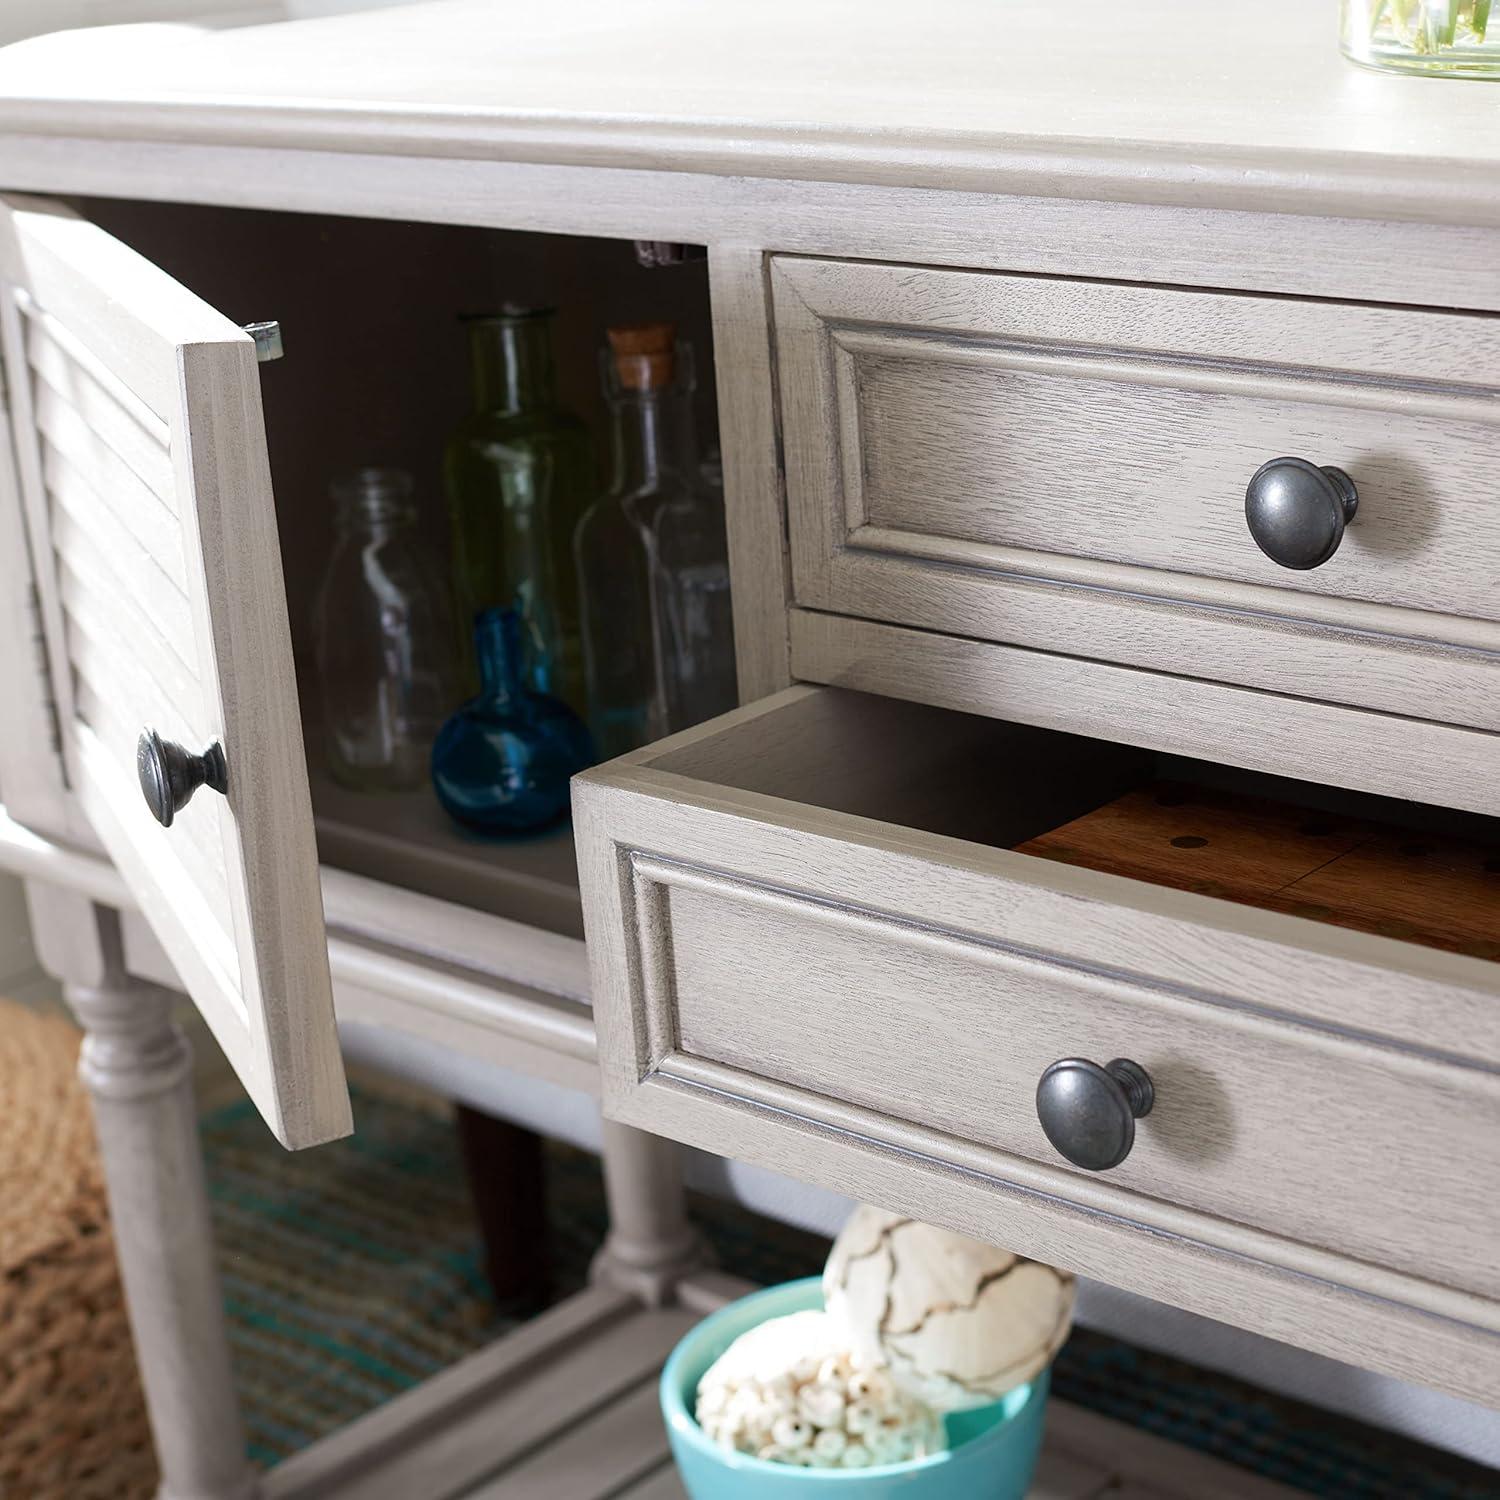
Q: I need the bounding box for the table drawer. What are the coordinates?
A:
[772,257,1500,731]
[574,686,1500,1404]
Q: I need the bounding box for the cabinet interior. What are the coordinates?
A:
[79,198,719,939]
[655,688,1500,963]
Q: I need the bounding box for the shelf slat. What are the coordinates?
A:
[263,1271,1299,1500]
[466,1380,672,1500]
[307,741,584,941]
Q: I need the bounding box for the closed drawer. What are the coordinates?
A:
[772,257,1500,731]
[574,687,1500,1404]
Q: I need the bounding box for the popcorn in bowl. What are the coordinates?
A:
[694,1308,945,1469]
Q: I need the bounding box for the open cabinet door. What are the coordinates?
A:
[0,195,350,1148]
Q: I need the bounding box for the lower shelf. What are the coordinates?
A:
[307,748,584,940]
[262,1273,1299,1500]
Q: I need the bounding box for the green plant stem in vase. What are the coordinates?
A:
[1342,0,1500,76]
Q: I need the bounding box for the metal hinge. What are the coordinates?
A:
[243,321,284,362]
[633,241,707,269]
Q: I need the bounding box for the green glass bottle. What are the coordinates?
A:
[444,307,594,711]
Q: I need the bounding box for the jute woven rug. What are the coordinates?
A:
[0,1002,156,1500]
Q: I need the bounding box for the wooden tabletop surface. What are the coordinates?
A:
[0,0,1496,223]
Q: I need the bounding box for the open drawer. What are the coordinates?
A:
[0,195,349,1148]
[573,686,1500,1403]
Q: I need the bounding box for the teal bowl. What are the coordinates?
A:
[660,1278,1049,1499]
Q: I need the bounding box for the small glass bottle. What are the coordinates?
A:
[313,468,458,793]
[574,325,735,758]
[430,608,594,835]
[444,307,595,710]
[652,418,737,733]
[573,324,677,759]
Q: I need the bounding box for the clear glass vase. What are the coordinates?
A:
[1341,0,1500,77]
[313,468,459,792]
[430,607,594,835]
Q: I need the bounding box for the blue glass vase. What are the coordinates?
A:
[431,608,594,835]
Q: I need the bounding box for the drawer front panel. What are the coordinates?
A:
[772,257,1500,728]
[853,351,1500,618]
[652,864,1500,1301]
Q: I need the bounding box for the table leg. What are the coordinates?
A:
[455,1105,553,1314]
[62,916,258,1500]
[592,1120,705,1308]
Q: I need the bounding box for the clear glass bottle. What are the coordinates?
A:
[444,307,595,710]
[314,468,458,792]
[572,324,676,759]
[651,413,737,734]
[430,607,594,835]
[1341,0,1500,76]
[574,327,737,759]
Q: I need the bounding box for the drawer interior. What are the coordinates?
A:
[652,687,1500,963]
[77,198,722,938]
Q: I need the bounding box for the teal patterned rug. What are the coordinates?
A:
[201,1085,1498,1496]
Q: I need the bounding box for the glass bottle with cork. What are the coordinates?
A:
[574,324,735,759]
[444,306,594,710]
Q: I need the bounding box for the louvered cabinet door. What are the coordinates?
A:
[0,195,349,1149]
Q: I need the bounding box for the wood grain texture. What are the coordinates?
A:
[790,610,1500,819]
[308,748,585,940]
[2,0,1500,231]
[0,804,602,1096]
[1043,1402,1301,1500]
[0,193,347,1148]
[573,686,1500,1402]
[614,1468,687,1500]
[708,245,792,703]
[464,1380,669,1500]
[594,1119,705,1308]
[609,1062,1500,1405]
[117,869,600,1096]
[263,1260,1272,1500]
[0,346,76,840]
[64,908,257,1500]
[654,868,1500,1299]
[266,1286,697,1500]
[772,256,1500,732]
[1018,781,1500,961]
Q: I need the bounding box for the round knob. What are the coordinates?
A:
[137,730,228,828]
[1244,457,1358,570]
[1035,1057,1154,1172]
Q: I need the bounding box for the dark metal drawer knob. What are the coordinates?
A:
[1244,456,1358,571]
[137,730,228,828]
[1036,1056,1154,1172]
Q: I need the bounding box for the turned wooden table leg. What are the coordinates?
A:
[455,1104,553,1314]
[65,969,259,1500]
[592,1120,706,1307]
